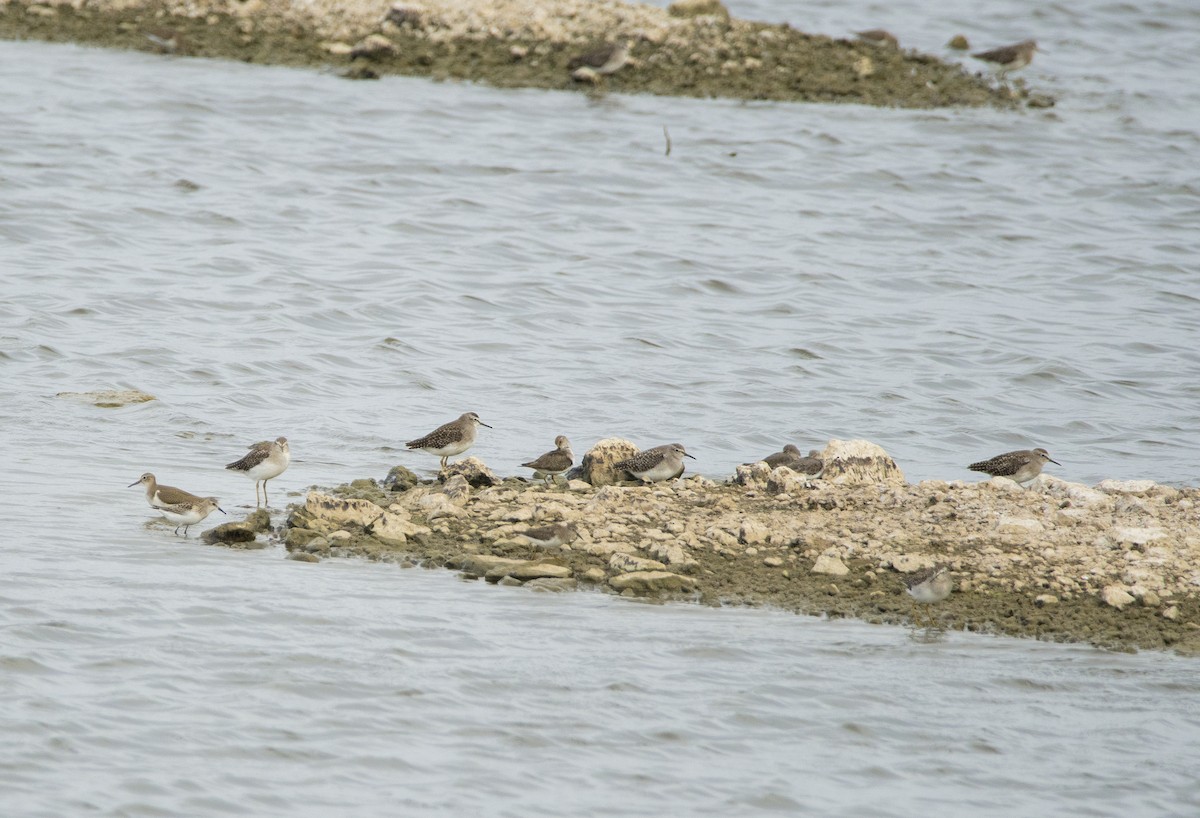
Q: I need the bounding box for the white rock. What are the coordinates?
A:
[1036,476,1108,507]
[1101,585,1136,610]
[608,571,696,594]
[820,439,905,486]
[739,519,769,545]
[997,516,1044,536]
[305,492,382,529]
[1110,527,1167,547]
[584,541,638,557]
[645,542,699,572]
[733,462,770,487]
[1097,479,1158,495]
[609,553,667,573]
[985,477,1025,493]
[508,562,572,580]
[811,554,849,576]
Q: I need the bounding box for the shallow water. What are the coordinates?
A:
[3,0,1200,813]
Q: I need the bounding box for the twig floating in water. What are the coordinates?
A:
[663,125,672,157]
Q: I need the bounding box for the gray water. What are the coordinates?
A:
[3,0,1200,812]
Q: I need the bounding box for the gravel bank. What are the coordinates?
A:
[0,0,1052,107]
[262,439,1200,655]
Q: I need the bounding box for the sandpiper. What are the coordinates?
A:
[128,472,205,510]
[406,412,491,469]
[968,447,1060,485]
[225,436,290,508]
[159,497,225,536]
[855,29,898,47]
[614,443,695,483]
[972,39,1039,77]
[521,522,578,549]
[521,435,574,485]
[754,444,824,476]
[568,40,631,83]
[904,564,953,603]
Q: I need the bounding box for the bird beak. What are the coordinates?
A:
[217,506,227,515]
[127,479,141,487]
[1048,458,1062,466]
[684,452,696,459]
[479,421,493,428]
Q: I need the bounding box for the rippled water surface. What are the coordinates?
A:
[3,0,1200,813]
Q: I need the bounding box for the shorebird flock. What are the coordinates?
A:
[569,31,1043,89]
[130,411,1062,549]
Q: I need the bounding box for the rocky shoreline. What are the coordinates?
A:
[203,439,1200,655]
[0,0,1052,108]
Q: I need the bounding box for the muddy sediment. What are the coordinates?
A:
[269,443,1200,655]
[0,0,1051,108]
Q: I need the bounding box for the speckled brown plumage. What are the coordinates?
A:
[522,435,574,482]
[406,412,491,468]
[759,444,824,475]
[904,564,953,603]
[973,40,1038,74]
[614,443,695,482]
[568,41,629,73]
[968,447,1059,485]
[128,472,204,509]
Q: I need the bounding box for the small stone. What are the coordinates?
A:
[739,519,769,545]
[1101,585,1136,610]
[668,0,730,19]
[441,457,498,488]
[733,462,770,487]
[947,34,970,50]
[1162,606,1180,621]
[580,567,608,583]
[322,41,354,56]
[763,556,783,567]
[289,553,320,563]
[285,527,319,548]
[1097,479,1158,495]
[1035,594,1058,606]
[201,520,260,546]
[820,439,905,486]
[526,577,577,592]
[609,553,667,573]
[571,438,640,486]
[811,554,849,576]
[351,34,396,60]
[461,555,525,576]
[645,542,699,572]
[997,516,1043,536]
[608,571,697,595]
[385,464,419,491]
[1110,527,1167,547]
[497,576,524,587]
[366,509,430,545]
[567,479,592,492]
[508,562,572,580]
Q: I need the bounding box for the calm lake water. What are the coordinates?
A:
[3,0,1200,812]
